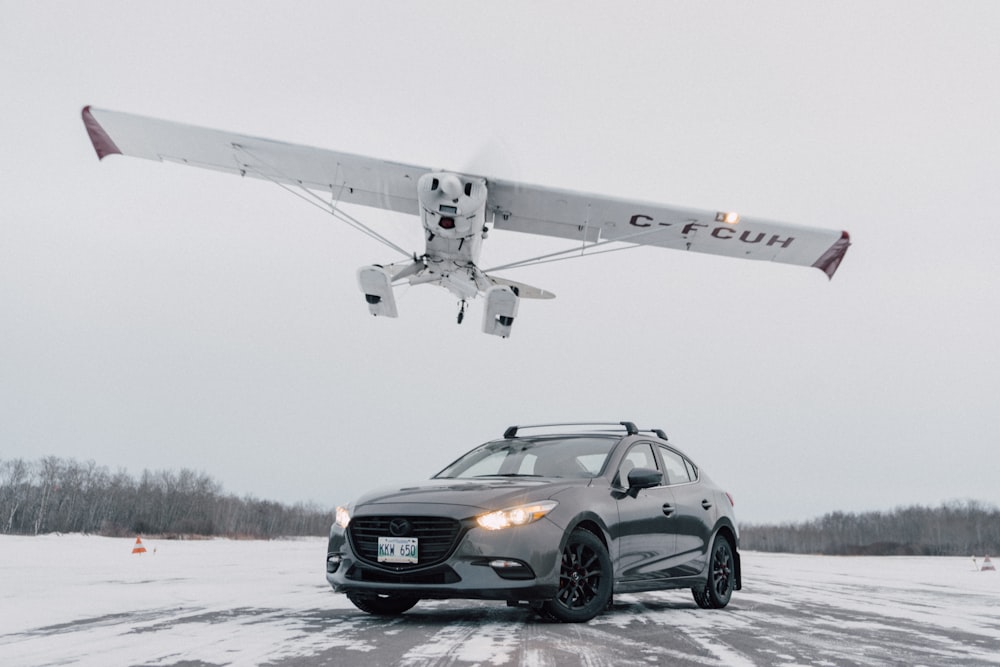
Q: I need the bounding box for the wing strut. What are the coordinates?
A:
[485,223,680,273]
[232,145,411,259]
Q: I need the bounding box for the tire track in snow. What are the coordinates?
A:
[596,596,753,666]
[395,612,521,667]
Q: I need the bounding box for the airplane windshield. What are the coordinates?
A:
[434,436,618,479]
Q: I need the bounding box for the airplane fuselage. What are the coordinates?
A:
[358,170,523,335]
[412,172,491,299]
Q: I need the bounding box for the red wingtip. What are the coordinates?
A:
[813,230,851,280]
[81,106,122,160]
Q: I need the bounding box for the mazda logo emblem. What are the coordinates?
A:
[388,518,412,537]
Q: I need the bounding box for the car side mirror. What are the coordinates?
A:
[627,467,662,495]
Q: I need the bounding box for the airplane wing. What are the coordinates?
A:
[82,106,427,216]
[486,179,850,279]
[83,106,849,278]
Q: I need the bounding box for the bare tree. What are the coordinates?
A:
[0,456,334,538]
[742,501,1000,555]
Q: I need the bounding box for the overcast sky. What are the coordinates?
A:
[2,1,998,523]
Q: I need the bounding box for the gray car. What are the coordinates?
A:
[326,422,741,622]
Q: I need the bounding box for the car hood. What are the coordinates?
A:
[353,477,584,512]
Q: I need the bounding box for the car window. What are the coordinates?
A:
[616,443,658,487]
[658,445,692,485]
[683,457,699,481]
[576,454,607,475]
[435,436,618,479]
[458,449,509,477]
[515,453,539,475]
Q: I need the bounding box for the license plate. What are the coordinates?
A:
[377,537,418,564]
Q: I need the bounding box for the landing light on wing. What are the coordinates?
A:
[716,211,740,224]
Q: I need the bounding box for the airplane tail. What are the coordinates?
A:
[484,275,555,300]
[358,262,553,338]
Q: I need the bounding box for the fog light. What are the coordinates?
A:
[326,555,342,574]
[487,559,535,580]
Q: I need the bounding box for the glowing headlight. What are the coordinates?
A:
[335,506,351,529]
[476,500,558,531]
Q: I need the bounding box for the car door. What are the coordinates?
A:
[612,442,677,584]
[656,445,716,577]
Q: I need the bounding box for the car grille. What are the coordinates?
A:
[348,516,462,570]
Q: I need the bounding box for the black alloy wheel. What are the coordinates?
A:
[692,534,735,609]
[541,529,612,622]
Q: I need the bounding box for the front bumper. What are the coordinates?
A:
[326,513,563,601]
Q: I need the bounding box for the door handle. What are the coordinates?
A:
[701,499,713,510]
[662,503,675,517]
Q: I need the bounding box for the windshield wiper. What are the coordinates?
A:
[473,473,543,478]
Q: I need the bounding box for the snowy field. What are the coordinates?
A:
[1,534,998,666]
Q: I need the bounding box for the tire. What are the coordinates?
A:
[692,584,713,609]
[533,604,559,621]
[540,529,613,623]
[346,591,420,616]
[692,534,735,609]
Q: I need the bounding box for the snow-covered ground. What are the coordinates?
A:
[1,534,998,666]
[0,534,346,666]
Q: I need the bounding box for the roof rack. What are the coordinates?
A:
[503,421,668,440]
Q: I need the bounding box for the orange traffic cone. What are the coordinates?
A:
[983,555,996,572]
[131,535,147,555]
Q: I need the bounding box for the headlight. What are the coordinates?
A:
[335,506,351,529]
[476,500,558,531]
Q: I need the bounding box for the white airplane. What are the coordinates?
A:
[82,107,850,337]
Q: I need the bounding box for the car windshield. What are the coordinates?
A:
[434,436,619,479]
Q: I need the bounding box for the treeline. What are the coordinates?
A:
[741,500,1000,556]
[0,456,334,538]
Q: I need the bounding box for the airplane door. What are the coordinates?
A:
[612,443,677,584]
